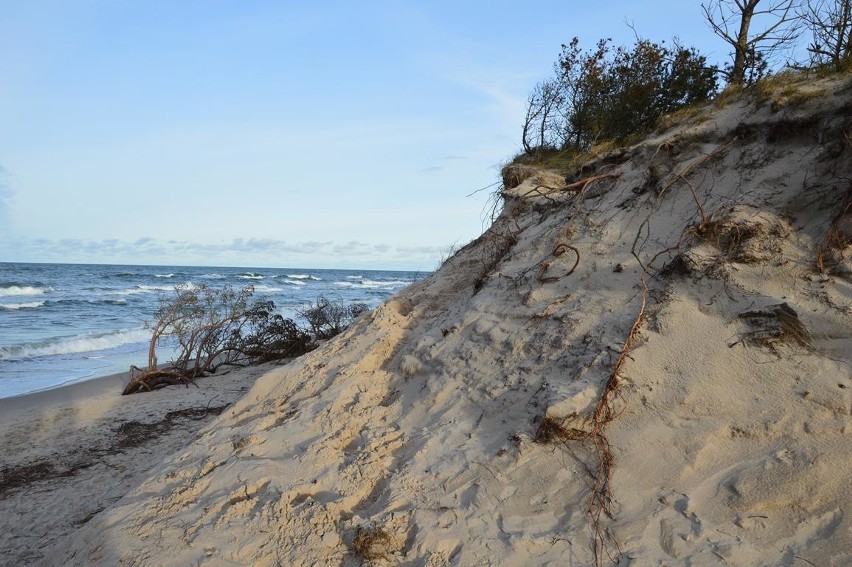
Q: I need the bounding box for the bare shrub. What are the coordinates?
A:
[124,284,314,395]
[800,0,852,71]
[238,300,314,362]
[297,296,369,340]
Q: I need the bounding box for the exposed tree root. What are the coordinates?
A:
[122,366,193,396]
[537,244,581,283]
[564,172,621,193]
[536,277,649,565]
[815,184,852,273]
[632,138,738,273]
[584,276,648,566]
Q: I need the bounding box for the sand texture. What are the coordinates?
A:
[20,74,852,565]
[0,365,273,565]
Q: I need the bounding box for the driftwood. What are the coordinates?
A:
[122,366,193,396]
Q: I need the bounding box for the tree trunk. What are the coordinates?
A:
[731,1,759,84]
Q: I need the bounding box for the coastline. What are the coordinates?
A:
[0,361,278,565]
[0,263,422,400]
[9,75,852,566]
[0,371,129,415]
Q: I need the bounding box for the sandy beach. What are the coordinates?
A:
[0,363,279,565]
[4,73,851,566]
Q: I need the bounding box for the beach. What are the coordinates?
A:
[5,73,852,566]
[0,363,277,565]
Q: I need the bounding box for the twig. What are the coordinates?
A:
[519,184,562,203]
[683,177,708,231]
[205,395,221,415]
[466,180,501,198]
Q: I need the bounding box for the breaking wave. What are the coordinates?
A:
[333,279,412,290]
[0,285,53,297]
[0,301,46,311]
[0,328,151,361]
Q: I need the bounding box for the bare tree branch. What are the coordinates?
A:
[799,0,852,70]
[702,0,802,84]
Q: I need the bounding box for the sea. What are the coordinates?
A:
[0,262,425,399]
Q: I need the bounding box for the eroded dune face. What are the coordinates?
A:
[47,74,852,567]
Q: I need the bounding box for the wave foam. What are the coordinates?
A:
[138,284,184,292]
[105,282,193,296]
[54,298,128,306]
[0,301,46,310]
[252,284,285,293]
[286,274,321,281]
[0,329,151,361]
[0,285,53,297]
[333,279,411,290]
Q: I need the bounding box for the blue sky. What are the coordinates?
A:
[0,1,726,270]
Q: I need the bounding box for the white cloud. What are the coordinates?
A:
[0,236,449,271]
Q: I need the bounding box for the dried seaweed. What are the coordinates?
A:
[352,527,395,562]
[734,303,812,352]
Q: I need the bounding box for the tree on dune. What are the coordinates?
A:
[799,0,852,70]
[701,0,802,85]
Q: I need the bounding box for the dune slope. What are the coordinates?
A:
[46,74,852,566]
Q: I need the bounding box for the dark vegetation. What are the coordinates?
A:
[296,296,369,340]
[522,37,718,154]
[123,285,368,395]
[518,0,852,168]
[0,403,229,499]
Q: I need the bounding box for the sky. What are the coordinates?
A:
[0,1,732,270]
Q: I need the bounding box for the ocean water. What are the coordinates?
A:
[0,262,425,399]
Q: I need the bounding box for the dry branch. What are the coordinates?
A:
[660,137,737,195]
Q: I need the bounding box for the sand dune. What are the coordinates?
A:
[7,73,852,566]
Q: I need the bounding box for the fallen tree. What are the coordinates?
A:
[123,284,315,395]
